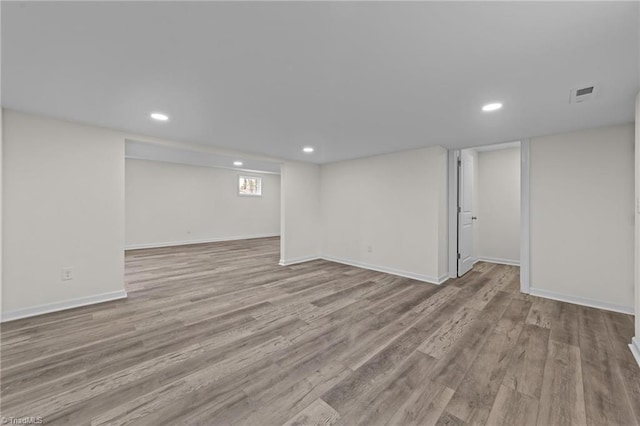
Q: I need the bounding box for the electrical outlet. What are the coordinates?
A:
[367,245,373,253]
[61,267,74,281]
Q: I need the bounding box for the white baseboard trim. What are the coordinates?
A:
[320,255,447,285]
[279,254,447,284]
[1,290,128,323]
[125,233,280,250]
[630,337,640,368]
[279,256,321,266]
[475,256,520,267]
[529,287,634,315]
[436,273,450,284]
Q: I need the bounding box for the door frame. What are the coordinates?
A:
[447,140,530,293]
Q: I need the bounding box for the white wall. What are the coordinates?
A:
[125,159,280,248]
[469,149,479,260]
[530,123,635,313]
[0,107,3,319]
[3,110,126,319]
[633,91,640,360]
[320,146,449,283]
[437,147,449,279]
[476,147,521,264]
[280,161,321,265]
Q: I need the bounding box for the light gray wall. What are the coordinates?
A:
[280,161,321,265]
[437,147,449,278]
[320,146,449,283]
[530,123,634,313]
[125,159,280,248]
[635,91,640,354]
[469,149,479,260]
[0,107,3,319]
[3,110,126,317]
[477,147,521,264]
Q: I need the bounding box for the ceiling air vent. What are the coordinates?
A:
[570,85,597,104]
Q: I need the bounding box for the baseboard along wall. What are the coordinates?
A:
[125,233,280,250]
[1,290,128,323]
[283,254,449,285]
[529,287,634,315]
[474,256,520,266]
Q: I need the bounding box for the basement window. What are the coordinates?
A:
[239,176,262,197]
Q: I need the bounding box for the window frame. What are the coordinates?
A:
[238,175,263,197]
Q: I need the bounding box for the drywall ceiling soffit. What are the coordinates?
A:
[125,140,282,174]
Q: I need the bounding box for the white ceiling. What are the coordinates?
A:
[2,1,638,164]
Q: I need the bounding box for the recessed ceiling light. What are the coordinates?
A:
[482,103,503,112]
[233,161,243,166]
[150,112,169,121]
[303,147,314,153]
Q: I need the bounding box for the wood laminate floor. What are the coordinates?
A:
[1,237,639,425]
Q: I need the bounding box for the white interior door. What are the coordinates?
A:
[458,151,475,276]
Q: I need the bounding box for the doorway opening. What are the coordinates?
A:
[448,141,529,292]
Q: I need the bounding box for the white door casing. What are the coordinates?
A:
[458,150,475,276]
[448,144,529,289]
